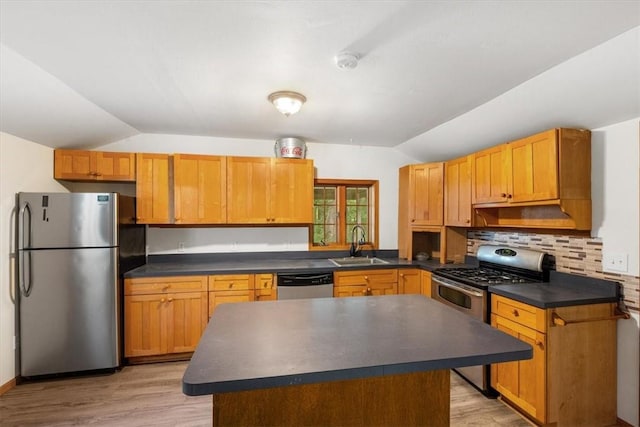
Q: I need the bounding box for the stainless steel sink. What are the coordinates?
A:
[328,257,389,267]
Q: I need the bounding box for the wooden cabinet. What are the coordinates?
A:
[208,274,255,318]
[136,153,171,224]
[472,129,591,230]
[227,157,313,224]
[54,149,135,181]
[398,269,421,294]
[398,162,444,259]
[491,295,618,426]
[173,154,226,224]
[124,276,208,359]
[333,269,398,297]
[254,273,276,301]
[444,155,475,226]
[472,144,508,204]
[420,270,432,297]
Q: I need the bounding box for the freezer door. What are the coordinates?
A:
[19,247,119,376]
[17,192,118,249]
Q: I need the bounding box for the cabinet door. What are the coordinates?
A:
[173,154,226,224]
[96,151,136,181]
[208,291,254,318]
[166,292,208,354]
[508,129,558,203]
[445,155,473,226]
[271,159,313,223]
[54,150,96,180]
[420,271,432,297]
[473,145,508,204]
[227,156,271,223]
[410,163,444,226]
[333,285,367,298]
[398,269,421,294]
[368,279,398,296]
[491,314,547,424]
[124,294,165,357]
[136,153,171,224]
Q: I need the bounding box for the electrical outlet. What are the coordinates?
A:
[604,252,628,273]
[178,242,185,252]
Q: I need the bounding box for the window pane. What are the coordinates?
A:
[314,188,325,203]
[358,207,368,224]
[313,225,325,244]
[326,206,336,224]
[346,188,357,205]
[346,206,357,224]
[325,224,336,243]
[314,206,325,223]
[325,187,336,204]
[358,188,368,204]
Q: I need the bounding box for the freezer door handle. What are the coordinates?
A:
[19,202,33,296]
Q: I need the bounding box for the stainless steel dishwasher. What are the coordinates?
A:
[276,272,334,300]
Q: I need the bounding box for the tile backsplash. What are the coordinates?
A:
[467,230,640,311]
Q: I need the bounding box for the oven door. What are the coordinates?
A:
[431,276,486,322]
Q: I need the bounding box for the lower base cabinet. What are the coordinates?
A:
[490,295,617,426]
[208,273,276,318]
[333,269,398,297]
[124,276,208,359]
[398,269,421,294]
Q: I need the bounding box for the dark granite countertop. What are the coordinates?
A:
[488,271,620,308]
[124,251,452,278]
[182,294,532,396]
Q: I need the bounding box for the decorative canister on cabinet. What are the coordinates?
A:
[274,137,307,159]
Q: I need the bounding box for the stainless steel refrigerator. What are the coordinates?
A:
[16,192,145,377]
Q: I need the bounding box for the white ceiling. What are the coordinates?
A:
[0,1,639,161]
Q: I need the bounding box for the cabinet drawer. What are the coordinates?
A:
[208,290,254,317]
[209,274,253,291]
[124,276,208,295]
[492,295,546,332]
[334,269,398,286]
[255,274,274,290]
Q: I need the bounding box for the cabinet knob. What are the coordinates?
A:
[507,194,513,199]
[367,287,372,295]
[400,273,404,277]
[512,309,519,317]
[167,297,173,302]
[501,193,507,198]
[364,276,369,281]
[162,286,170,291]
[535,341,544,350]
[229,282,234,289]
[160,298,166,303]
[465,219,470,223]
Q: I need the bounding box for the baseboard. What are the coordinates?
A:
[616,417,635,427]
[0,377,16,396]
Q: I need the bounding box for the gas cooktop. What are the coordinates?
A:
[433,245,550,290]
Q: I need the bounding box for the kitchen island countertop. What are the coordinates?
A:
[182,294,531,396]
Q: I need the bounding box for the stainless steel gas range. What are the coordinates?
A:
[432,245,550,396]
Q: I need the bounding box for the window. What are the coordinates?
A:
[311,179,378,249]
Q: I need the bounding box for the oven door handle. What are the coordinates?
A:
[432,276,484,298]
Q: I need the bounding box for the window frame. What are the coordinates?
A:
[309,178,379,251]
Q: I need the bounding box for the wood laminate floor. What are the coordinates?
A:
[0,361,534,426]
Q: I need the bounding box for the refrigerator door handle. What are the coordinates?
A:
[19,202,33,296]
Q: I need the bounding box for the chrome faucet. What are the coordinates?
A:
[349,225,366,257]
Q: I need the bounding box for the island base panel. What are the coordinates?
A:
[212,369,450,426]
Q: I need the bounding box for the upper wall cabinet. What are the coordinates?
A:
[444,155,475,227]
[173,154,226,224]
[136,153,171,224]
[473,128,591,230]
[54,149,136,182]
[226,157,314,224]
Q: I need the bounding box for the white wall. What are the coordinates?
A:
[0,132,67,387]
[98,134,419,253]
[591,118,640,426]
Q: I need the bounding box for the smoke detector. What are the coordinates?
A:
[334,52,359,70]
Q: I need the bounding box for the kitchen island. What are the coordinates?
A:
[183,295,532,426]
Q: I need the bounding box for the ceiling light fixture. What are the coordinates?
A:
[334,52,359,70]
[268,91,307,116]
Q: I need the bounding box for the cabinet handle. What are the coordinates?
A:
[501,193,507,198]
[411,219,415,223]
[507,194,513,199]
[162,286,170,291]
[167,297,173,302]
[512,309,519,317]
[94,172,103,177]
[364,276,369,281]
[465,219,470,223]
[535,341,544,350]
[160,298,166,303]
[229,282,234,289]
[367,287,372,295]
[362,289,367,295]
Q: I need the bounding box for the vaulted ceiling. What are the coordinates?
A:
[1,1,638,161]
